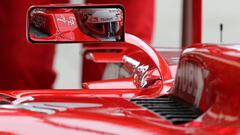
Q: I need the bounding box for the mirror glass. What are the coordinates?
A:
[28,6,124,42]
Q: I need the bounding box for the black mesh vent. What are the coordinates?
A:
[130,95,202,124]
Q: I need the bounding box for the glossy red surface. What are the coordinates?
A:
[82,78,136,89]
[174,44,240,109]
[173,44,240,134]
[87,51,124,63]
[0,94,190,135]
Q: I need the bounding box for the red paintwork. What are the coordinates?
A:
[0,94,191,135]
[1,3,240,135]
[173,44,240,134]
[82,77,136,89]
[88,51,124,63]
[174,44,240,110]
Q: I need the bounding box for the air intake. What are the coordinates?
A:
[130,95,202,124]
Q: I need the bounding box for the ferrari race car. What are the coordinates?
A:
[0,3,240,135]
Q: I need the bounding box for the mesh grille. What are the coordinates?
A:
[130,95,202,124]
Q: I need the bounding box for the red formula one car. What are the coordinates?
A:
[0,3,240,135]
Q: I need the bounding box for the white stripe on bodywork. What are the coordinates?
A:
[0,102,102,114]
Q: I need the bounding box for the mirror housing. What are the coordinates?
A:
[27,4,125,43]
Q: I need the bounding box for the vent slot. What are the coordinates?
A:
[130,95,202,124]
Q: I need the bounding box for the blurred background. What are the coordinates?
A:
[54,0,240,88]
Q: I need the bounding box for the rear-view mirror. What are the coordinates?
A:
[27,5,125,43]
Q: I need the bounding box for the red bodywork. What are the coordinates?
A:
[1,2,240,135]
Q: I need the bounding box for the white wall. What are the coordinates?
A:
[202,0,240,44]
[152,0,182,48]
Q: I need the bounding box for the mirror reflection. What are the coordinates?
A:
[29,7,124,42]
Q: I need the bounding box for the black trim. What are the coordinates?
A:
[130,95,202,124]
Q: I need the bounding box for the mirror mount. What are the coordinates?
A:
[124,33,172,82]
